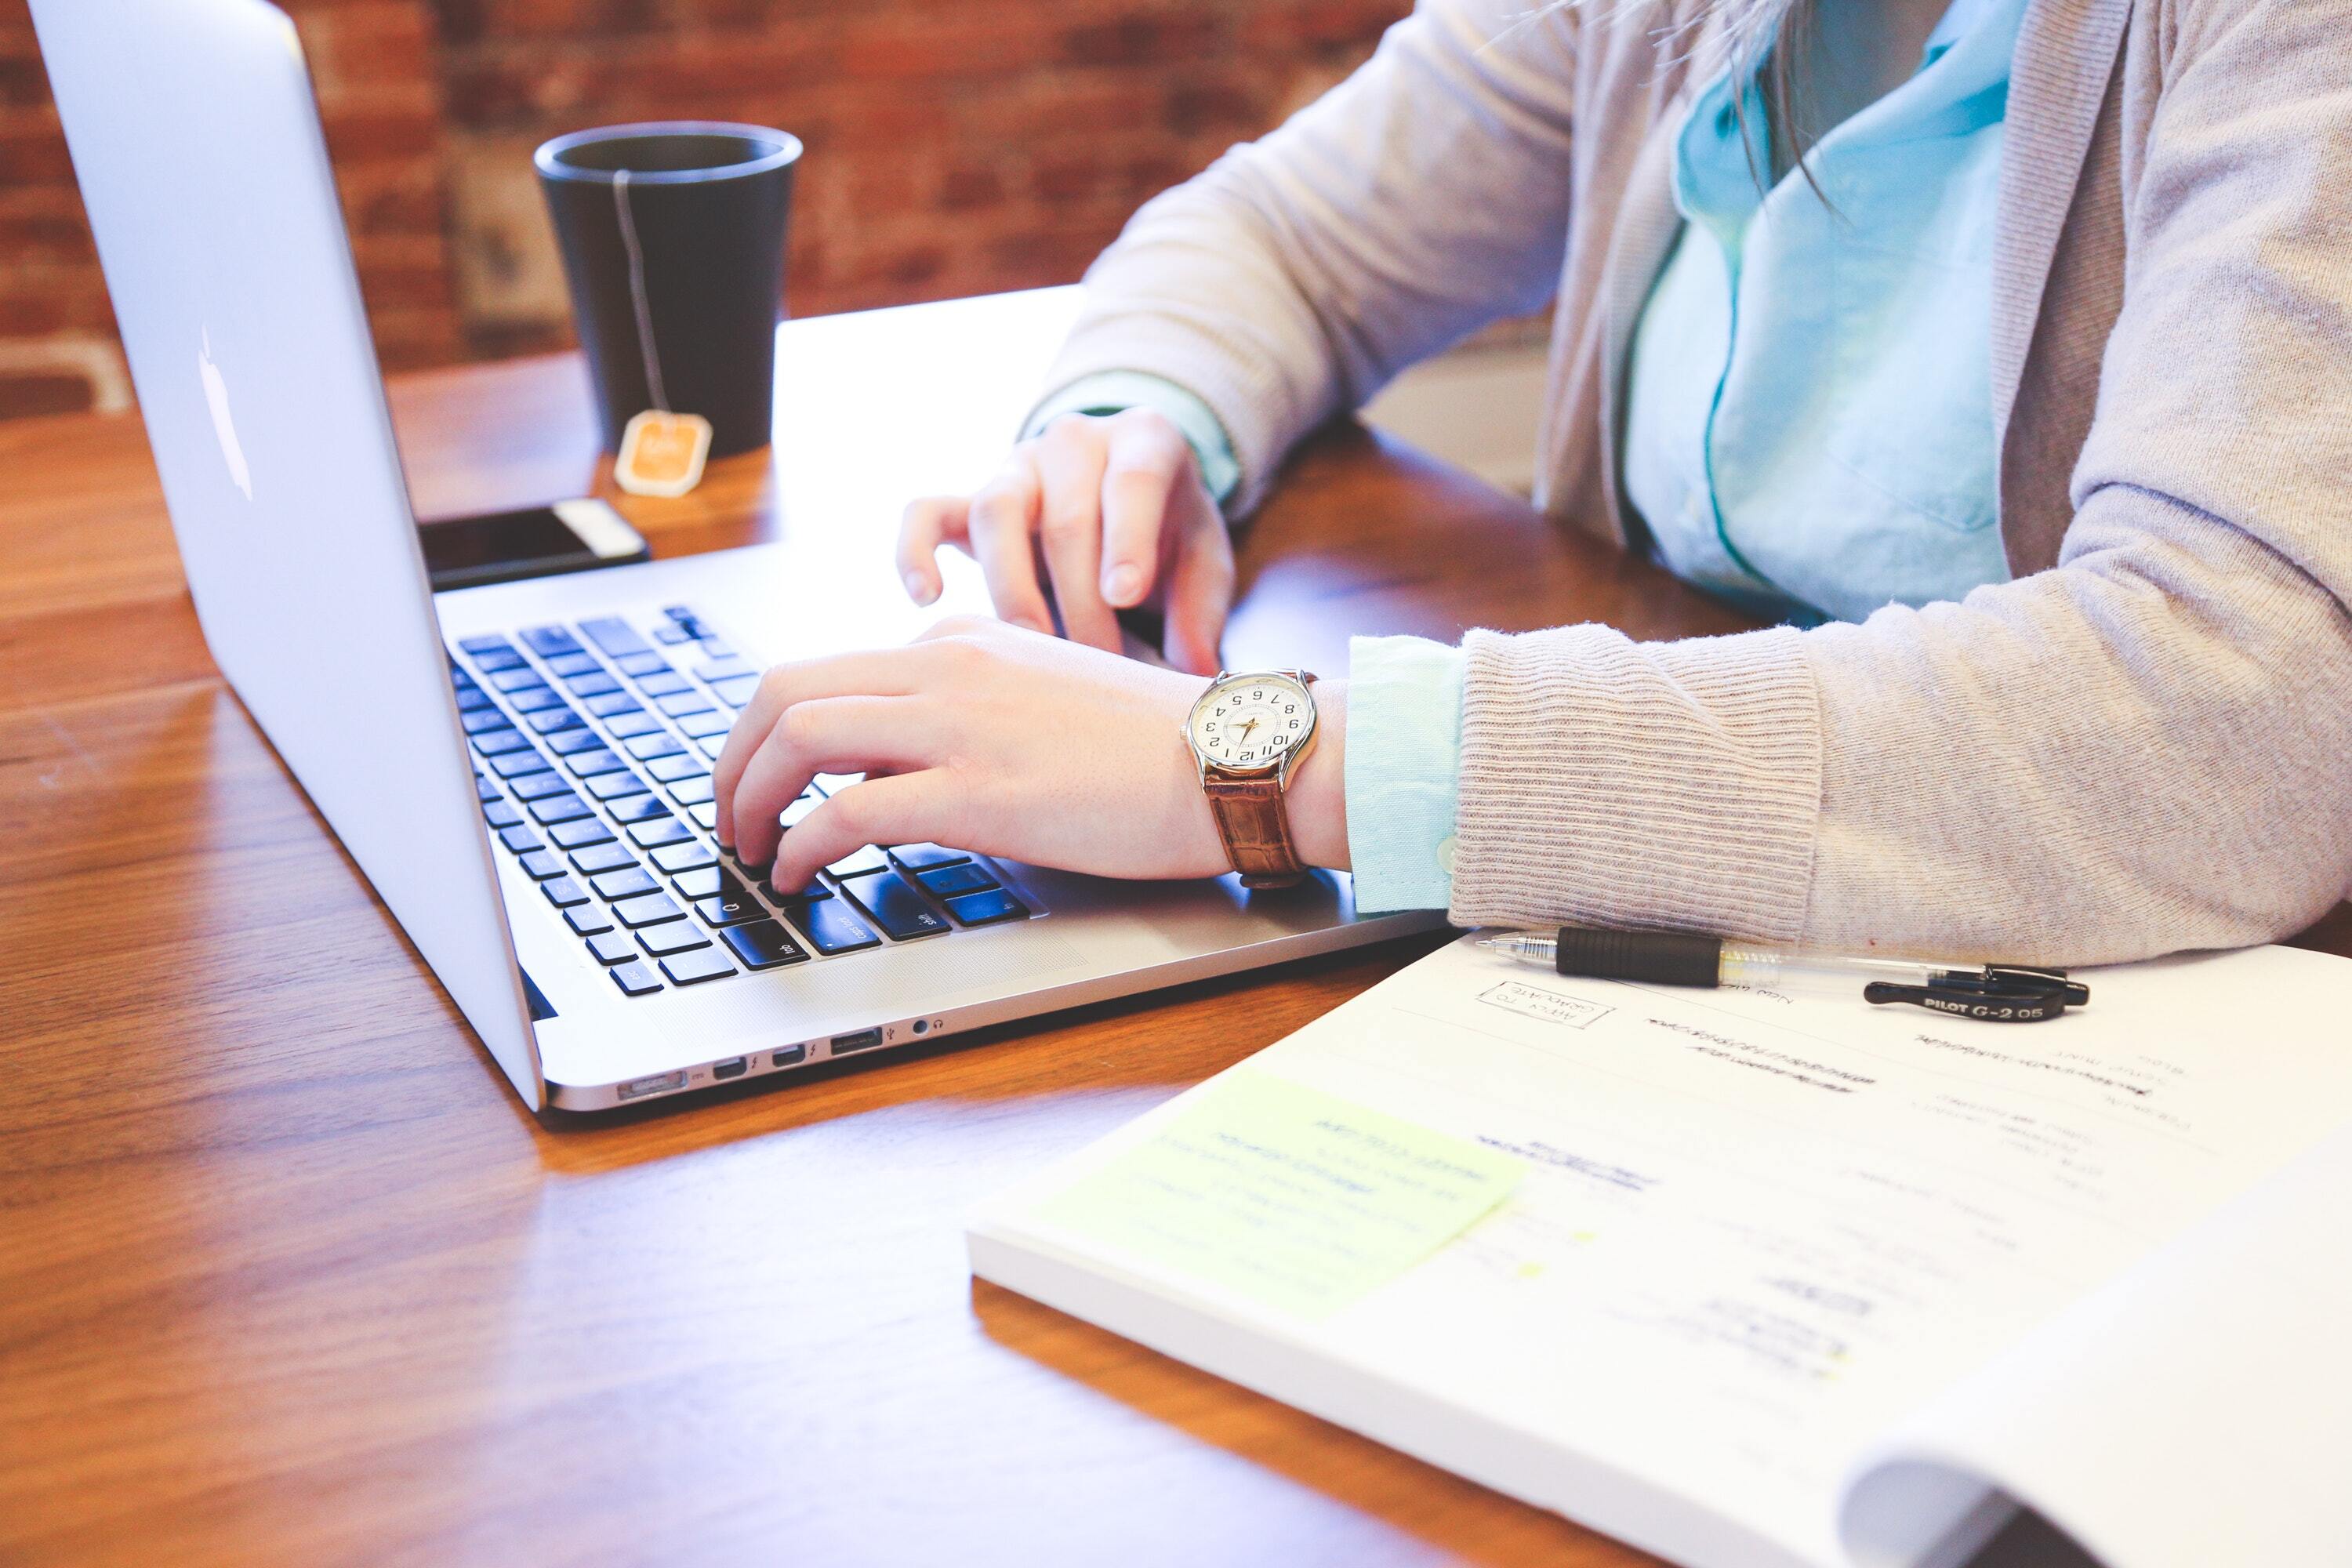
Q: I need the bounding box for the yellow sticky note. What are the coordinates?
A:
[1033,1070,1525,1319]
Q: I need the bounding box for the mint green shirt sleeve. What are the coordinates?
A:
[1023,371,1243,510]
[1343,633,1467,913]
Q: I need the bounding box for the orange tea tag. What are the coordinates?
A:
[615,409,713,498]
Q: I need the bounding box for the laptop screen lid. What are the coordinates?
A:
[31,0,545,1107]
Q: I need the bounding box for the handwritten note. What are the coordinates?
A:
[1033,1070,1525,1319]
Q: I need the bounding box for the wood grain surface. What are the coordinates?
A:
[2,291,2343,1568]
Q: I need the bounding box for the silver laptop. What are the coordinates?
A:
[32,0,1441,1113]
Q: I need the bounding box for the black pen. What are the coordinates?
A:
[1476,927,2089,1022]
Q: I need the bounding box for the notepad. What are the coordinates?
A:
[971,935,2352,1568]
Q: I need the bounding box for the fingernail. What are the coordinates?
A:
[903,571,933,605]
[1103,564,1142,604]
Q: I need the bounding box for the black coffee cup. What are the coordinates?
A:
[535,122,801,459]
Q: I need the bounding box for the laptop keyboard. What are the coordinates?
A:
[451,604,1033,998]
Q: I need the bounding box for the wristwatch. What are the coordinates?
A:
[1183,669,1320,889]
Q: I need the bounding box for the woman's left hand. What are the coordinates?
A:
[712,615,1348,895]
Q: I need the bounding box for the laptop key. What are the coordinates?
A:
[916,862,996,898]
[546,727,607,756]
[457,633,514,655]
[606,710,662,739]
[489,749,553,780]
[509,769,573,800]
[630,818,694,849]
[888,843,970,872]
[659,948,735,985]
[567,904,615,936]
[720,920,808,971]
[510,686,565,713]
[586,931,637,965]
[590,866,662,902]
[521,625,583,658]
[565,670,621,698]
[693,894,765,928]
[829,844,890,878]
[675,709,731,739]
[541,877,589,909]
[608,793,670,825]
[488,666,544,693]
[666,775,717,806]
[689,802,720,829]
[461,706,510,735]
[673,866,724,899]
[517,849,564,881]
[635,670,691,697]
[579,615,651,659]
[613,891,684,928]
[615,650,669,677]
[474,772,502,802]
[549,817,615,850]
[472,728,531,757]
[694,655,753,682]
[546,651,600,678]
[584,691,643,720]
[843,874,951,941]
[653,624,694,645]
[647,753,708,783]
[652,840,717,874]
[456,686,495,713]
[624,731,685,761]
[710,673,760,708]
[655,691,714,719]
[609,960,663,996]
[564,748,626,778]
[528,793,593,826]
[946,887,1029,926]
[638,921,712,958]
[786,898,881,955]
[483,799,524,829]
[498,826,544,855]
[571,841,638,875]
[474,648,528,675]
[586,770,649,802]
[525,707,584,735]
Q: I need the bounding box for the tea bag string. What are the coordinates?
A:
[611,168,670,414]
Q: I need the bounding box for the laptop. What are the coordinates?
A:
[31,0,1443,1113]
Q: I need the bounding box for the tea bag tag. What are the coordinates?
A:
[615,408,713,498]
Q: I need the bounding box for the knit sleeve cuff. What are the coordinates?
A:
[1446,622,1824,938]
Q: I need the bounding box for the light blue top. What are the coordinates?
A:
[1035,0,2022,913]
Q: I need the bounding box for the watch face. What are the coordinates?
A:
[1189,673,1314,770]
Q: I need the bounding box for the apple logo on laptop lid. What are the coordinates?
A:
[199,328,253,501]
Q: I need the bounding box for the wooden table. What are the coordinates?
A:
[4,289,2343,1568]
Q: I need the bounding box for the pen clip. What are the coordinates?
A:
[1864,966,2087,1023]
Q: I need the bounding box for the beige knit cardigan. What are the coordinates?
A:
[1040,0,2352,964]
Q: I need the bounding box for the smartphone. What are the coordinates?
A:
[419,499,651,591]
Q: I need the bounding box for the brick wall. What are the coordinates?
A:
[0,0,1404,420]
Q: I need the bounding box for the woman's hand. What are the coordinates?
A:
[895,408,1235,676]
[712,616,1347,895]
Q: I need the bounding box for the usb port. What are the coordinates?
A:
[829,1027,885,1054]
[711,1057,747,1081]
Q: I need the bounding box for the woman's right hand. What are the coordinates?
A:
[895,407,1235,676]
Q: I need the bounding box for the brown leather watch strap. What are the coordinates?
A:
[1203,773,1305,889]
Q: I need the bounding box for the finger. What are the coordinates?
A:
[1031,426,1122,653]
[715,656,935,848]
[726,695,935,870]
[964,453,1054,635]
[1162,493,1235,677]
[895,495,970,607]
[768,771,964,897]
[1098,414,1186,608]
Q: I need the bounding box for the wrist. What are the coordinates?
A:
[1290,679,1349,870]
